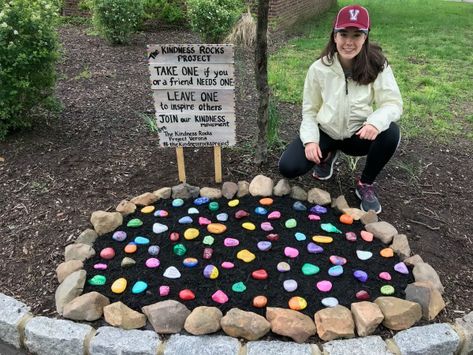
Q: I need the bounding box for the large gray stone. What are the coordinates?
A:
[0,293,32,348]
[322,336,394,355]
[141,300,190,334]
[455,311,473,355]
[247,340,312,355]
[393,323,460,355]
[164,335,240,355]
[365,221,398,244]
[24,317,94,355]
[413,262,444,294]
[55,270,86,315]
[75,228,98,245]
[89,326,160,355]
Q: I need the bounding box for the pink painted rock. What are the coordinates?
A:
[224,238,240,247]
[267,211,281,220]
[159,286,170,296]
[379,272,392,281]
[235,210,250,219]
[345,232,357,242]
[284,247,299,258]
[317,280,333,292]
[212,290,229,304]
[198,217,211,226]
[221,261,234,269]
[100,247,115,260]
[145,258,160,268]
[260,222,274,232]
[308,214,321,221]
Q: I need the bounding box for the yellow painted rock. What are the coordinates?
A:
[288,296,307,311]
[111,278,127,294]
[237,249,256,263]
[207,223,227,234]
[184,228,200,240]
[312,236,333,244]
[228,199,240,207]
[380,248,394,258]
[141,206,155,214]
[242,222,256,231]
[259,197,274,206]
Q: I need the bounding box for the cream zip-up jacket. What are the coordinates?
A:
[300,53,403,144]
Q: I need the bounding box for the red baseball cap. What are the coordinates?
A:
[334,5,370,32]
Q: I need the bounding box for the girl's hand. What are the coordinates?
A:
[305,142,322,164]
[356,124,379,140]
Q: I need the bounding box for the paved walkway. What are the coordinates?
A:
[0,340,26,355]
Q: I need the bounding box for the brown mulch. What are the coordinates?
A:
[0,24,472,328]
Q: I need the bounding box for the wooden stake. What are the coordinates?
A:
[176,146,186,182]
[214,145,222,183]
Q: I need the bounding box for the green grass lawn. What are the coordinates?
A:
[269,0,473,139]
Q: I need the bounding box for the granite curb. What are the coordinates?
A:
[1,292,472,355]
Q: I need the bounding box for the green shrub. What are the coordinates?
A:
[90,0,144,44]
[0,0,60,139]
[143,0,185,24]
[187,0,244,43]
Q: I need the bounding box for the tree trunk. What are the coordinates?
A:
[254,0,269,166]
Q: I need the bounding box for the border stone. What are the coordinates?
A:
[322,336,394,355]
[247,340,313,355]
[455,311,473,355]
[164,334,240,355]
[24,317,94,355]
[89,326,160,355]
[393,323,460,355]
[0,294,32,348]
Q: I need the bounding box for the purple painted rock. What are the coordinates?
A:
[310,205,327,214]
[112,231,127,242]
[283,279,298,292]
[257,241,272,251]
[260,222,274,232]
[235,210,250,219]
[394,262,409,274]
[159,285,170,296]
[329,255,347,266]
[354,270,368,282]
[355,290,370,300]
[284,247,299,258]
[308,214,321,221]
[379,271,392,281]
[100,247,115,260]
[266,233,279,241]
[212,290,229,304]
[267,211,281,220]
[199,217,212,226]
[224,238,240,247]
[221,261,235,269]
[316,280,332,292]
[345,232,357,242]
[203,265,219,279]
[145,258,160,268]
[307,243,324,254]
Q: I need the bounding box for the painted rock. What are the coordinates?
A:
[260,222,273,232]
[266,233,279,241]
[93,263,107,271]
[252,269,269,280]
[216,213,228,222]
[207,223,227,234]
[293,201,307,211]
[380,248,394,258]
[127,218,143,228]
[257,241,272,251]
[360,230,374,242]
[267,211,281,220]
[121,257,136,268]
[379,272,392,281]
[187,207,199,214]
[232,282,246,293]
[224,238,240,247]
[208,202,219,211]
[178,216,193,224]
[221,261,235,269]
[321,297,339,308]
[169,232,180,242]
[203,265,219,279]
[394,262,409,274]
[316,280,332,292]
[283,279,298,292]
[163,266,181,279]
[307,242,323,254]
[285,218,297,228]
[148,245,160,256]
[198,217,211,226]
[310,205,327,214]
[203,235,214,245]
[354,270,368,282]
[159,285,170,296]
[302,263,320,275]
[295,232,307,241]
[124,243,137,254]
[321,223,342,234]
[134,236,149,245]
[145,258,160,268]
[356,250,373,260]
[345,232,357,242]
[237,249,256,263]
[254,207,268,215]
[203,248,213,259]
[253,295,268,308]
[356,290,370,300]
[308,214,321,221]
[259,197,273,206]
[329,255,347,266]
[339,214,353,225]
[111,278,127,294]
[328,265,344,277]
[194,197,209,205]
[184,228,199,240]
[381,285,395,295]
[141,206,155,214]
[277,262,291,272]
[183,257,198,268]
[288,296,307,311]
[153,223,168,234]
[88,275,106,286]
[172,198,184,207]
[242,222,256,231]
[154,209,169,217]
[234,210,249,219]
[100,247,115,260]
[131,281,148,294]
[173,243,187,256]
[112,231,127,242]
[212,290,229,304]
[312,236,333,244]
[284,247,299,258]
[179,289,195,300]
[228,199,240,207]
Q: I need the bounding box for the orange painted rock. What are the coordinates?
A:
[207,223,227,234]
[360,230,374,242]
[288,296,307,311]
[253,295,268,308]
[380,248,394,258]
[339,214,354,225]
[259,197,274,206]
[124,243,137,254]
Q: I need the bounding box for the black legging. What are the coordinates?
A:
[279,122,400,184]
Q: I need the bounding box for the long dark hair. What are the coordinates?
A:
[319,30,387,85]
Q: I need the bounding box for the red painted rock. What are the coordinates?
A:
[355,290,370,300]
[169,232,180,242]
[203,247,213,260]
[235,210,250,219]
[179,289,195,301]
[266,233,279,241]
[252,269,268,280]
